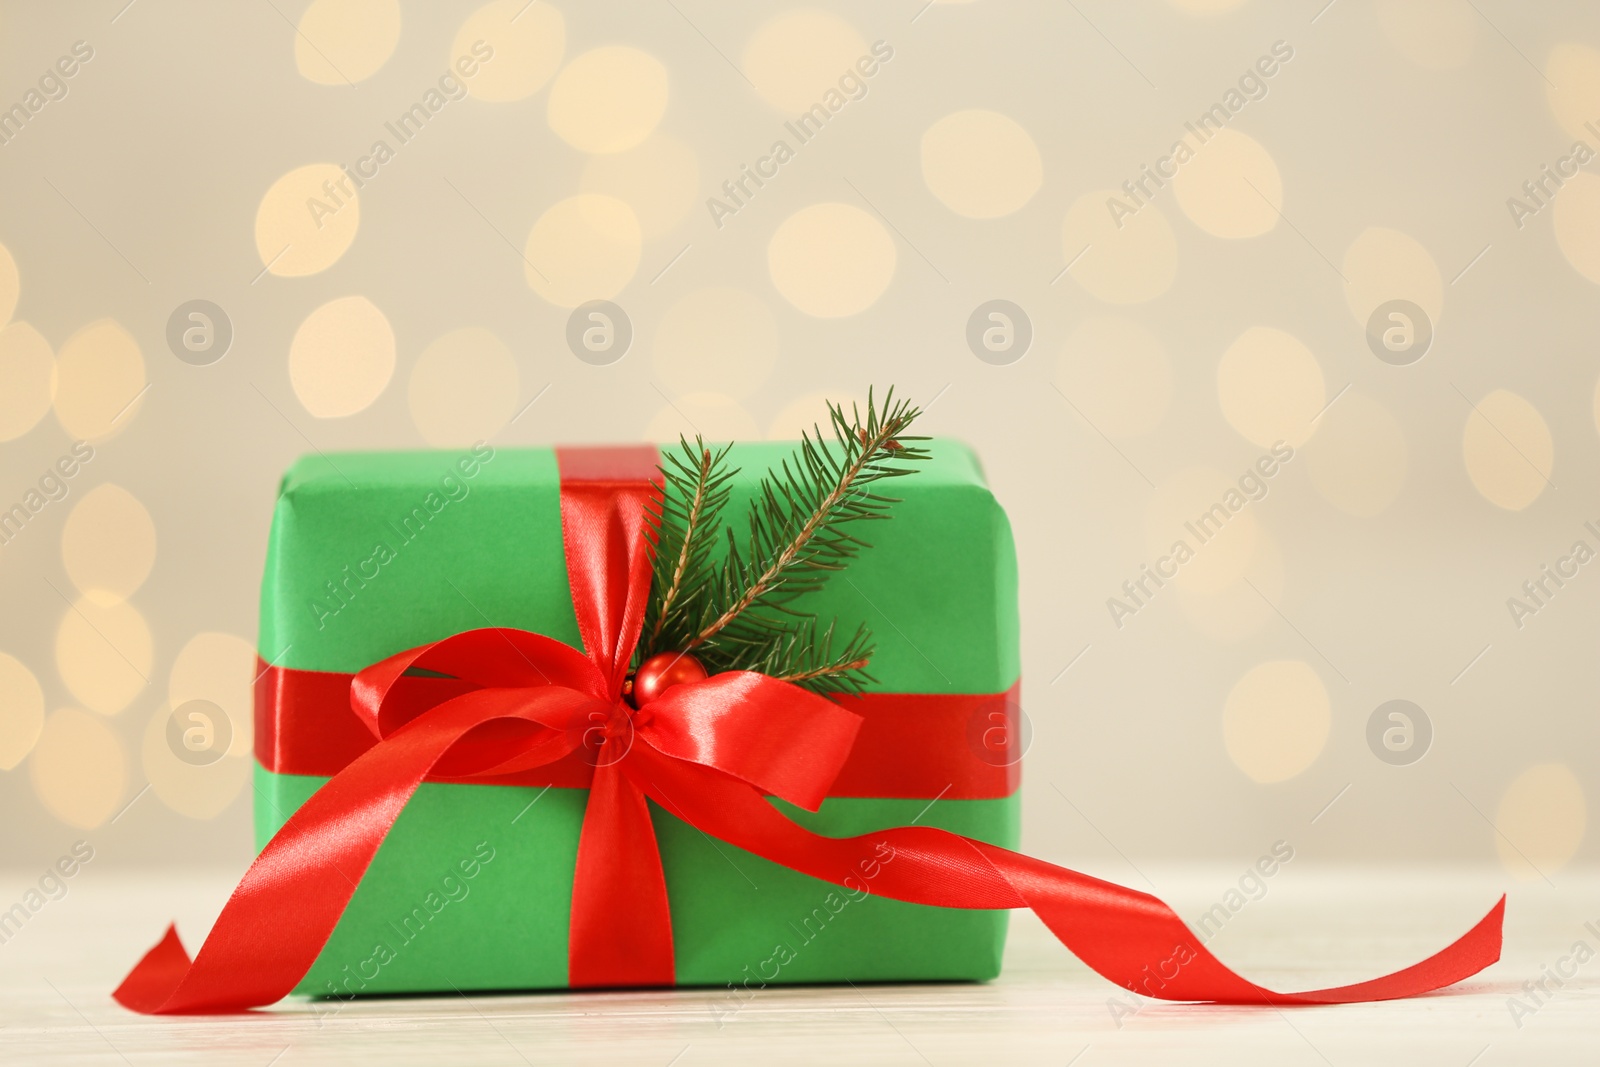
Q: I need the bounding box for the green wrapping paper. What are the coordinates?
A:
[253,439,1021,994]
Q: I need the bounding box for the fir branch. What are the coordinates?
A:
[728,617,877,696]
[687,387,927,659]
[648,443,711,641]
[641,437,735,657]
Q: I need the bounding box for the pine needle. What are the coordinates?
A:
[685,387,928,691]
[641,437,736,655]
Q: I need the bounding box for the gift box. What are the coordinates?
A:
[119,427,1501,1015]
[252,439,1021,995]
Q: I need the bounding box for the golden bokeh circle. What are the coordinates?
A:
[524,194,642,307]
[295,0,402,85]
[579,134,699,240]
[1495,763,1586,880]
[255,163,360,278]
[1144,466,1262,596]
[62,483,157,605]
[452,0,565,103]
[0,321,55,442]
[289,295,396,418]
[645,393,759,443]
[1552,172,1600,286]
[1462,389,1552,511]
[1171,129,1281,239]
[1342,227,1443,327]
[652,287,778,401]
[1175,528,1284,643]
[29,707,128,829]
[53,319,145,440]
[1223,660,1330,784]
[142,702,251,820]
[767,391,864,440]
[1545,43,1600,141]
[0,652,45,770]
[55,596,152,716]
[1055,316,1173,438]
[1217,326,1325,449]
[1061,190,1177,304]
[920,109,1043,219]
[169,631,257,759]
[547,45,669,154]
[742,9,869,116]
[768,202,896,318]
[408,326,520,446]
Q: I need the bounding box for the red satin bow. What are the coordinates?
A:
[115,446,1504,1014]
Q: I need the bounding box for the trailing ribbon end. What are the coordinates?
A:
[112,925,193,1014]
[1257,893,1505,1006]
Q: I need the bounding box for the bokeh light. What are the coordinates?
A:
[1061,191,1177,303]
[1171,129,1281,239]
[921,109,1043,219]
[289,295,397,418]
[55,596,152,716]
[742,9,869,116]
[408,326,520,446]
[168,631,257,758]
[62,483,156,605]
[1055,316,1173,438]
[547,46,669,154]
[1217,326,1325,449]
[1552,172,1600,286]
[645,393,759,443]
[0,321,54,442]
[453,0,565,102]
[1342,227,1443,327]
[1223,660,1330,784]
[1462,389,1553,511]
[255,163,360,277]
[1495,763,1587,880]
[295,0,401,85]
[524,194,642,307]
[0,652,45,770]
[29,708,127,829]
[768,203,896,317]
[53,319,145,440]
[652,287,778,400]
[579,134,699,239]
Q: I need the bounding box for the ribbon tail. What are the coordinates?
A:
[113,924,193,1014]
[568,757,675,988]
[629,747,1504,1005]
[115,688,596,1014]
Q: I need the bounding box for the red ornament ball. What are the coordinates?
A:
[631,651,708,706]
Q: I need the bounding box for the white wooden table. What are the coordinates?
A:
[2,866,1594,1064]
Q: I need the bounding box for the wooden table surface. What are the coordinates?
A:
[1,866,1595,1065]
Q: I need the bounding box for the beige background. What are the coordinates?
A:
[0,0,1597,897]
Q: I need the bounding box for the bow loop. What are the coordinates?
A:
[636,671,863,812]
[352,627,606,740]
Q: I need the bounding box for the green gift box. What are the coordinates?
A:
[252,438,1021,996]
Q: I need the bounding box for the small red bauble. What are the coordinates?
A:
[630,651,708,706]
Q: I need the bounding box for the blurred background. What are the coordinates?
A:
[0,0,1596,893]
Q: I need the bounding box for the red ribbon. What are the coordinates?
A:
[115,446,1504,1014]
[252,663,1022,798]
